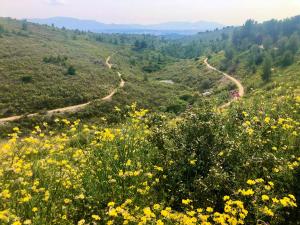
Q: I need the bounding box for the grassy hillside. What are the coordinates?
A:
[0,18,221,122]
[0,18,122,117]
[207,48,300,103]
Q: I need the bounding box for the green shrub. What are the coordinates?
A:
[200,78,211,90]
[142,64,161,73]
[0,24,4,34]
[281,51,294,67]
[21,76,33,83]
[43,55,68,66]
[22,20,28,31]
[67,65,76,75]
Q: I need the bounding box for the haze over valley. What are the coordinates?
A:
[28,17,225,35]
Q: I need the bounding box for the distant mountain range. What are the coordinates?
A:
[28,17,225,35]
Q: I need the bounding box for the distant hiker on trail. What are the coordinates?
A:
[230,90,240,99]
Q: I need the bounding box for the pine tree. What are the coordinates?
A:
[22,20,28,31]
[281,51,294,67]
[261,55,272,82]
[0,24,4,33]
[67,66,76,75]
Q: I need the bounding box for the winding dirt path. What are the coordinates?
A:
[204,58,244,108]
[0,56,125,124]
[105,56,113,69]
[102,72,125,101]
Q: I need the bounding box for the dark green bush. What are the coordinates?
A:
[67,65,76,75]
[281,51,294,67]
[21,76,33,83]
[43,55,68,66]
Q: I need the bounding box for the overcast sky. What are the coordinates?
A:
[1,0,300,25]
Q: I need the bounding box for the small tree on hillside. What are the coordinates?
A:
[262,36,273,50]
[0,24,4,33]
[133,40,147,51]
[287,33,299,54]
[143,73,148,82]
[0,24,4,38]
[281,50,294,67]
[261,55,272,82]
[22,20,28,31]
[201,79,211,90]
[67,66,76,75]
[225,46,234,61]
[21,76,33,83]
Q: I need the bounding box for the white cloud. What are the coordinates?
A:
[45,0,67,5]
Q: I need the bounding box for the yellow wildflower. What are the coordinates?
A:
[0,189,11,199]
[76,193,85,199]
[206,207,214,213]
[262,195,270,201]
[154,166,163,172]
[92,215,101,221]
[246,128,254,135]
[143,207,155,217]
[272,198,279,203]
[125,160,132,166]
[156,219,164,225]
[153,204,161,210]
[246,179,256,185]
[189,159,197,165]
[264,185,271,191]
[261,206,274,217]
[0,210,9,222]
[107,220,114,225]
[265,117,271,124]
[161,210,169,217]
[108,202,115,207]
[182,199,192,205]
[255,178,264,183]
[223,196,230,201]
[44,191,50,201]
[78,219,85,225]
[64,198,72,204]
[239,189,254,196]
[108,209,118,217]
[12,221,22,225]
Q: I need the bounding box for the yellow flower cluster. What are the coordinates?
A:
[0,103,298,225]
[104,198,248,225]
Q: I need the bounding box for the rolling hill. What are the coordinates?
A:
[28,17,225,35]
[0,17,222,124]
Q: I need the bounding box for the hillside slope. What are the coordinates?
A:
[0,18,121,117]
[0,18,223,125]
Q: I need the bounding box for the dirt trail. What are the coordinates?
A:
[204,58,245,108]
[105,56,113,69]
[0,56,125,124]
[102,72,125,101]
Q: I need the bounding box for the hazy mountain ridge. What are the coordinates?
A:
[28,17,225,35]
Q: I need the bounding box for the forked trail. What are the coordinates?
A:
[0,56,125,124]
[0,57,243,123]
[204,58,244,108]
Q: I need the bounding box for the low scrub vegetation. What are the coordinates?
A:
[0,89,299,224]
